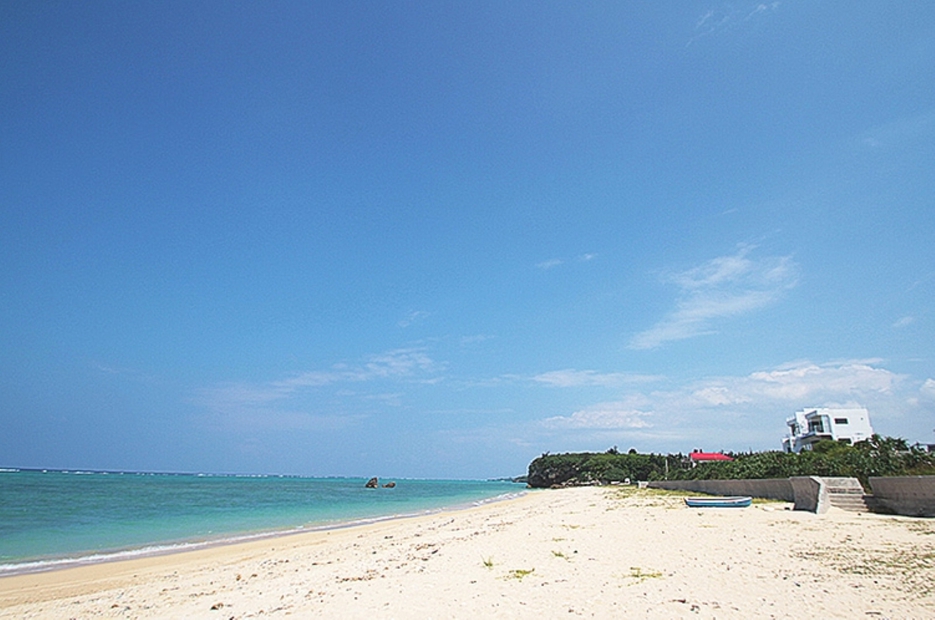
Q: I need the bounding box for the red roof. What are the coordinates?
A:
[689,452,733,462]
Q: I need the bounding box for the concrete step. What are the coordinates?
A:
[828,492,877,513]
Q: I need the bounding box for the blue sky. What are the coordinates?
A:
[2,2,934,478]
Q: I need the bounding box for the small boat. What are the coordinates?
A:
[684,496,752,508]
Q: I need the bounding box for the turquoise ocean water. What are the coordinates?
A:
[0,469,521,576]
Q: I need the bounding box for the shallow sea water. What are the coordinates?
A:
[0,469,520,574]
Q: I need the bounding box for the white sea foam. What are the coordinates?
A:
[0,528,305,577]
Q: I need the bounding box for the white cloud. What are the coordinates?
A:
[543,403,652,430]
[692,386,752,406]
[742,361,896,400]
[921,379,935,400]
[629,245,798,349]
[535,360,916,446]
[363,348,438,378]
[532,369,662,388]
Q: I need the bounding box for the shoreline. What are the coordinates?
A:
[0,491,544,616]
[2,486,933,619]
[0,489,528,579]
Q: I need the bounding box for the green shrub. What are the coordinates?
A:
[526,436,935,489]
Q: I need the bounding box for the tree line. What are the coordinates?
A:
[526,436,935,489]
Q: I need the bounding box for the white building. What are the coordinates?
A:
[782,407,874,453]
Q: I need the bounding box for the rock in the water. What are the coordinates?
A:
[382,481,396,488]
[365,477,379,488]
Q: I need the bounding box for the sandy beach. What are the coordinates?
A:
[1,486,933,619]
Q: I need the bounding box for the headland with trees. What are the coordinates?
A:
[526,435,935,489]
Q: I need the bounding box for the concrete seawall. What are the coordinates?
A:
[788,476,824,513]
[650,476,935,517]
[870,476,935,518]
[646,478,793,501]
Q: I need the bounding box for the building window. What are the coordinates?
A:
[834,418,848,424]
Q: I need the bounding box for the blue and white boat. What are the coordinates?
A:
[684,496,752,508]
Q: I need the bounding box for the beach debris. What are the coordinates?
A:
[365,477,379,488]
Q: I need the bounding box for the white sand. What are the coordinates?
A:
[1,486,933,619]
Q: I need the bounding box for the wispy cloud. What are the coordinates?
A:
[209,410,368,433]
[398,310,430,328]
[460,334,495,346]
[532,369,662,388]
[892,316,915,329]
[745,2,780,21]
[629,245,798,350]
[859,108,935,150]
[536,253,596,270]
[908,271,935,292]
[90,361,157,383]
[694,8,731,35]
[688,2,780,45]
[196,348,442,422]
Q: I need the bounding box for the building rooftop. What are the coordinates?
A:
[689,452,734,462]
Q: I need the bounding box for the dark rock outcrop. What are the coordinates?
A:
[382,481,396,488]
[365,477,379,488]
